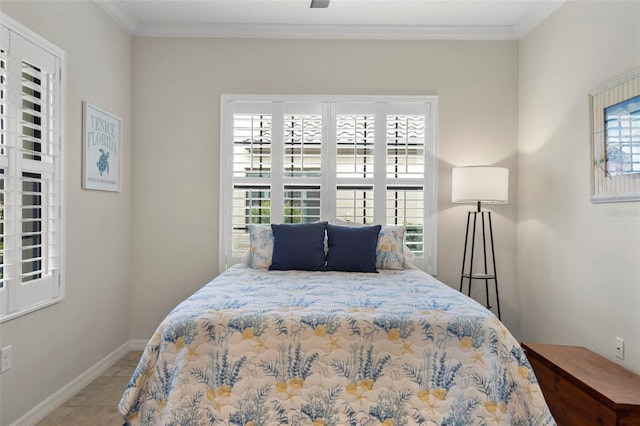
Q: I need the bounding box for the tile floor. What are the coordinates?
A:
[36,351,142,426]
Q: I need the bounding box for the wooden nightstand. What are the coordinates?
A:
[522,342,640,426]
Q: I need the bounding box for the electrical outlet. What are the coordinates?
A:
[1,345,12,373]
[615,337,624,360]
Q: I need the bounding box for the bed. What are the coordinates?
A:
[118,260,555,425]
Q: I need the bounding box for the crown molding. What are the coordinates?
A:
[95,0,138,34]
[133,23,518,40]
[514,0,566,38]
[95,0,564,41]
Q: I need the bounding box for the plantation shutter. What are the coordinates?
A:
[223,101,326,262]
[0,25,9,293]
[220,96,437,273]
[282,102,324,225]
[0,18,63,319]
[334,103,376,224]
[384,103,433,266]
[229,103,273,257]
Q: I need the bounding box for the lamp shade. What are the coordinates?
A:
[452,166,509,204]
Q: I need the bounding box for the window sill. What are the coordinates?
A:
[0,297,64,324]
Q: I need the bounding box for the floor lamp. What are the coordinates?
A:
[452,166,509,319]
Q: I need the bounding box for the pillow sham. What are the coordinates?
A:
[326,224,381,273]
[402,245,418,269]
[269,223,327,271]
[248,224,274,269]
[330,218,407,270]
[376,225,406,270]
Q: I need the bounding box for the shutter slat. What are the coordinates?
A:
[386,115,426,180]
[386,187,425,257]
[336,186,374,224]
[283,114,322,178]
[283,185,321,224]
[336,114,375,179]
[233,114,272,179]
[21,93,42,106]
[231,185,271,257]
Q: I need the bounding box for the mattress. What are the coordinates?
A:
[118,265,555,425]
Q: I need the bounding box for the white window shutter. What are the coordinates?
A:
[1,15,65,321]
[220,95,438,274]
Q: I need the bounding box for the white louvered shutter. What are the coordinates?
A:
[0,25,8,294]
[220,96,437,273]
[230,107,272,257]
[282,103,323,225]
[0,17,64,319]
[334,103,376,224]
[385,107,428,262]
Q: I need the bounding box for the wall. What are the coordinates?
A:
[0,2,132,424]
[130,38,520,339]
[518,0,640,373]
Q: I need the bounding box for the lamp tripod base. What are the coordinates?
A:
[458,209,502,320]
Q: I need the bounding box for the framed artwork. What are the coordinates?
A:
[590,67,640,203]
[83,102,121,191]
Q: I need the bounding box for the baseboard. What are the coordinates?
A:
[9,340,143,426]
[129,339,149,351]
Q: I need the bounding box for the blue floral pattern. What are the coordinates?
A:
[376,225,406,270]
[248,224,273,269]
[118,265,555,425]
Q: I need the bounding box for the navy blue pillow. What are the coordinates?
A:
[269,223,327,271]
[326,224,381,273]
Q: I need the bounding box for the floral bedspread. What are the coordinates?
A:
[118,265,555,426]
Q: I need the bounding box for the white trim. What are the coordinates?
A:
[0,13,65,59]
[591,193,640,204]
[91,0,563,40]
[271,103,285,223]
[589,67,640,96]
[134,22,518,40]
[8,341,139,426]
[0,297,63,324]
[223,94,438,104]
[219,97,233,273]
[94,0,138,34]
[425,100,438,275]
[128,339,150,351]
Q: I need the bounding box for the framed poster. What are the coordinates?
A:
[590,67,640,203]
[83,102,121,191]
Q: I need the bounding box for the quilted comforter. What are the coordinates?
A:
[118,265,555,425]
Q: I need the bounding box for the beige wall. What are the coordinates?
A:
[0,2,132,424]
[130,37,520,339]
[2,0,637,423]
[0,4,525,424]
[518,0,640,373]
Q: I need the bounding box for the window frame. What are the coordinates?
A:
[220,94,437,274]
[0,14,66,323]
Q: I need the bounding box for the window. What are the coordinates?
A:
[590,68,640,202]
[0,15,65,322]
[604,95,640,176]
[220,95,437,273]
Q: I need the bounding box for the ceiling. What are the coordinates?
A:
[96,0,566,40]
